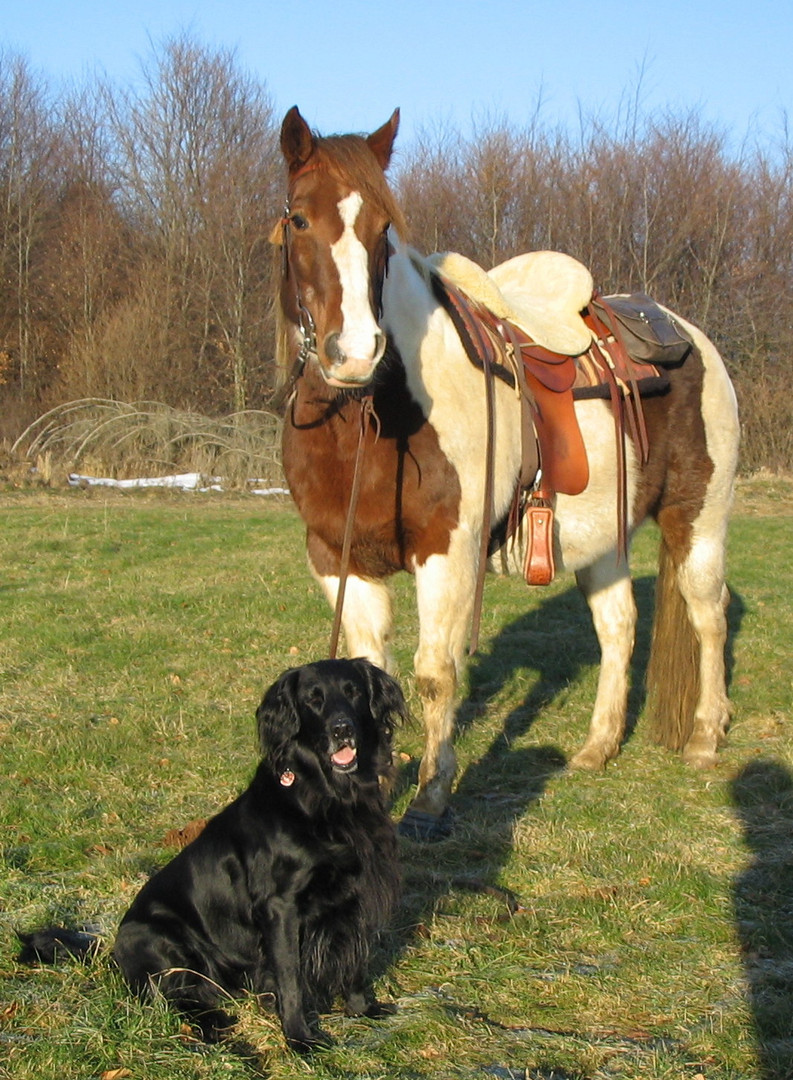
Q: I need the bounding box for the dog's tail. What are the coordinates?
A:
[16,926,102,965]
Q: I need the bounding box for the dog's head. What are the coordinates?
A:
[256,659,408,797]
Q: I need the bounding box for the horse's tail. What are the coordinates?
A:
[645,537,700,750]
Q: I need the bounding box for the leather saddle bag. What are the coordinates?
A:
[590,293,692,366]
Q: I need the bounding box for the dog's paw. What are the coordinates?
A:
[196,1009,239,1043]
[285,1025,334,1054]
[345,990,397,1018]
[363,1000,397,1019]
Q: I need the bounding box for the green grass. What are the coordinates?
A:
[0,477,791,1079]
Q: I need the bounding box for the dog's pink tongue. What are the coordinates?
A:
[332,746,356,767]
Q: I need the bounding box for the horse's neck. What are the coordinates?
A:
[381,244,439,366]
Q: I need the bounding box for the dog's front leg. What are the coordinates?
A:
[262,897,332,1053]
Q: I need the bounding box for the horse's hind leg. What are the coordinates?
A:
[570,556,636,770]
[677,540,732,767]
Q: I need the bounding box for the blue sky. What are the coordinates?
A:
[4,0,792,153]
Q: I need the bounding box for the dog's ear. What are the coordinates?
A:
[256,668,302,767]
[354,659,409,734]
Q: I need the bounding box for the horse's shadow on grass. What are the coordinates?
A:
[457,573,744,763]
[396,571,745,847]
[731,760,793,1080]
[395,574,658,830]
[389,573,745,1022]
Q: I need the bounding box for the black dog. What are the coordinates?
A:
[113,658,407,1051]
[21,659,407,1053]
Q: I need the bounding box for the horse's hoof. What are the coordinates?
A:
[568,747,609,771]
[683,744,719,769]
[398,807,454,842]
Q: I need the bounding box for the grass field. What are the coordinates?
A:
[0,474,791,1079]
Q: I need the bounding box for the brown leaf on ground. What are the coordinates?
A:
[162,819,208,848]
[86,843,114,856]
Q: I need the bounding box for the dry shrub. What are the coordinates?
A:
[12,399,284,489]
[733,367,793,474]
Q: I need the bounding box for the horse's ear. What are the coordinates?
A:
[280,106,315,172]
[366,109,400,170]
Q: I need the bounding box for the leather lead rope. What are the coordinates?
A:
[328,395,377,658]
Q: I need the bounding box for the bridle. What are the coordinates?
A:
[278,164,391,382]
[279,203,316,376]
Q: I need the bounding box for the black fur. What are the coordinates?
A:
[109,659,406,1052]
[16,927,100,964]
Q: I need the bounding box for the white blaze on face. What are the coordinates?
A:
[330,191,382,364]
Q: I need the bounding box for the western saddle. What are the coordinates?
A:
[426,251,693,603]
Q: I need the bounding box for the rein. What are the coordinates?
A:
[328,394,377,658]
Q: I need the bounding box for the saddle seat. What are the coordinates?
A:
[428,250,594,357]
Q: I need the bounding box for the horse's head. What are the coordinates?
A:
[273,106,404,389]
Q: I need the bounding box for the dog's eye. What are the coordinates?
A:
[307,686,325,708]
[341,681,361,701]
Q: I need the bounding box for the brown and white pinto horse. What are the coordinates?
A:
[273,106,740,840]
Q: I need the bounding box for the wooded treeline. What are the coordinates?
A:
[1,35,791,470]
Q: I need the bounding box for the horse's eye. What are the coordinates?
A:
[290,213,309,231]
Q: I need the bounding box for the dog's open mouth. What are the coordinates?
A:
[330,744,358,772]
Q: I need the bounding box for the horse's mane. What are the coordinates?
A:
[310,134,408,241]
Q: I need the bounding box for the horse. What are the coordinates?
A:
[271,106,740,841]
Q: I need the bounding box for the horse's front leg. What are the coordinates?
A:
[570,556,636,770]
[311,567,396,674]
[401,536,477,840]
[306,529,395,670]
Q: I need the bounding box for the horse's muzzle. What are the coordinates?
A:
[321,331,386,386]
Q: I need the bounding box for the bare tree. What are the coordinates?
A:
[105,34,280,409]
[0,42,788,471]
[0,52,60,417]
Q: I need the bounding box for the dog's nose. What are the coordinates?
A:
[331,716,355,743]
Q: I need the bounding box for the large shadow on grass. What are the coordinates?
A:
[457,573,744,767]
[397,572,744,851]
[459,573,655,774]
[391,574,745,1017]
[731,760,793,1080]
